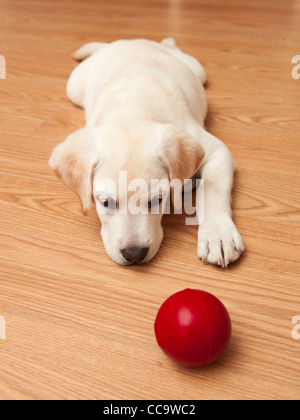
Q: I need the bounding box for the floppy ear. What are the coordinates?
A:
[159,126,205,209]
[49,128,100,215]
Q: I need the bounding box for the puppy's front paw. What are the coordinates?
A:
[197,216,245,268]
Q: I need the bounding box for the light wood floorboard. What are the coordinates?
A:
[0,0,299,400]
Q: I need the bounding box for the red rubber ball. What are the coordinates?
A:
[154,289,232,367]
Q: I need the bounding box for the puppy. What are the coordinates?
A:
[49,38,244,266]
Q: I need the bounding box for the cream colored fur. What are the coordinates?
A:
[49,38,244,267]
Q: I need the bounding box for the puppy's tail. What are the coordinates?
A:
[71,42,107,61]
[161,37,177,48]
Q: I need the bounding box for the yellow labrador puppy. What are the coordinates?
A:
[49,38,244,267]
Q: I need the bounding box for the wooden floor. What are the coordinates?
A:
[0,0,300,400]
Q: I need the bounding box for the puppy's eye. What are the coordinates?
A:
[148,197,163,209]
[100,198,117,210]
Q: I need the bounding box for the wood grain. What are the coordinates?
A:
[1,310,298,400]
[0,231,299,394]
[0,0,300,400]
[0,173,299,293]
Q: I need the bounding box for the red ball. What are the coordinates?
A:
[154,289,232,367]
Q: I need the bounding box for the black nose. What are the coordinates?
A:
[121,247,149,263]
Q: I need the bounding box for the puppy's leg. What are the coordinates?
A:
[161,38,206,85]
[195,130,244,267]
[178,52,206,85]
[71,42,107,62]
[66,59,91,108]
[67,43,108,107]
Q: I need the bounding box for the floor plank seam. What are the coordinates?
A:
[1,226,299,296]
[0,171,61,185]
[0,309,299,394]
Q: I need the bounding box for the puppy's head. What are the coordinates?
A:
[49,122,204,265]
